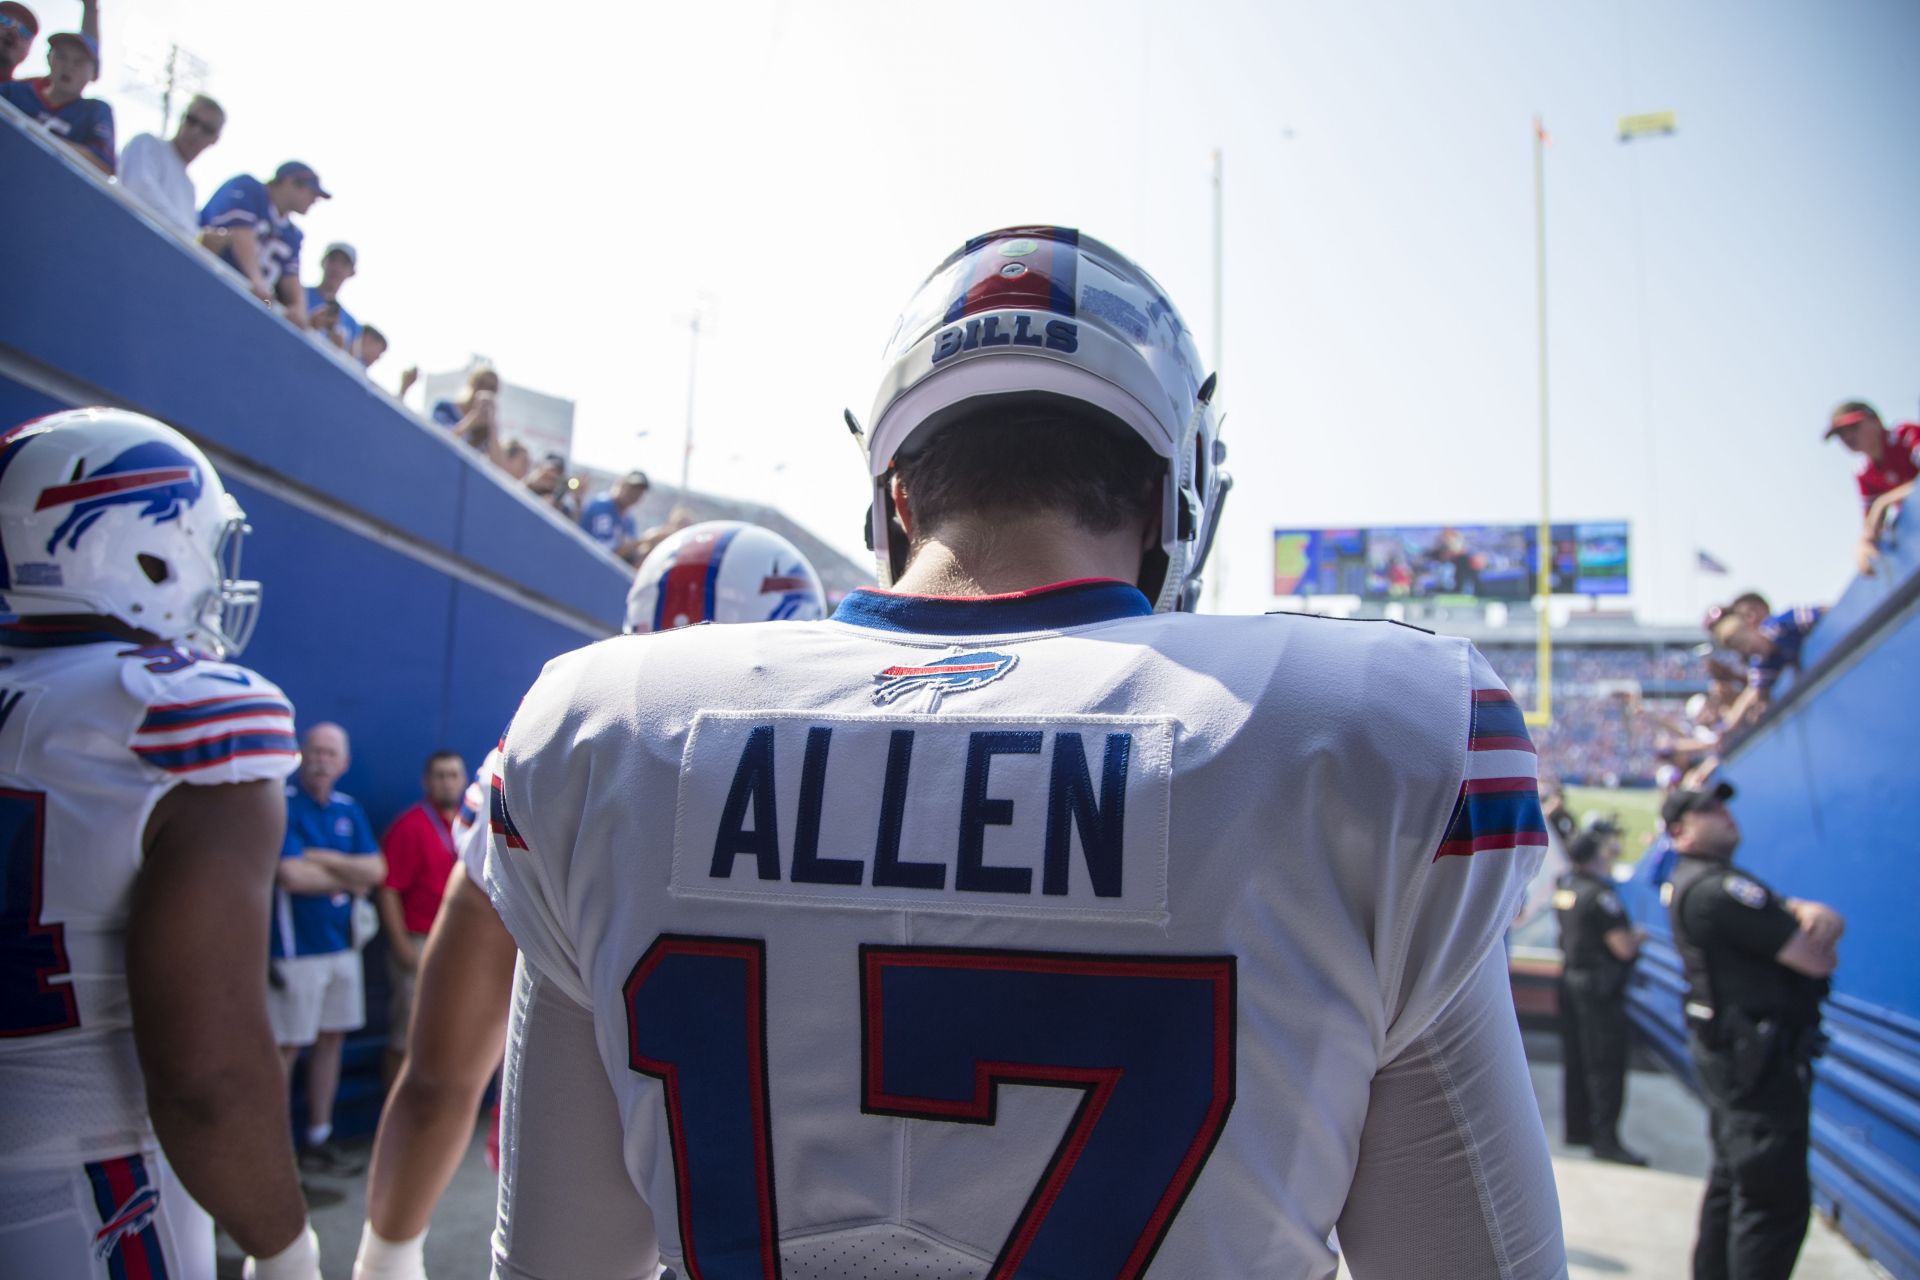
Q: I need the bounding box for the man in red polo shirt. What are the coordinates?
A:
[1827,400,1920,576]
[375,751,466,1084]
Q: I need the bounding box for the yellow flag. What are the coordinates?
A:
[1618,110,1677,142]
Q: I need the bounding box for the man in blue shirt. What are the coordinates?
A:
[201,160,330,327]
[1708,597,1826,734]
[269,721,384,1173]
[0,29,114,174]
[579,470,650,561]
[304,241,361,351]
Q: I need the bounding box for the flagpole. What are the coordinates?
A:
[1530,116,1553,729]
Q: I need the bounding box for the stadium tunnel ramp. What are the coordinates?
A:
[1618,515,1920,1278]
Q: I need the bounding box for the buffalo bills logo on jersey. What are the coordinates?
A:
[34,440,203,555]
[91,1186,159,1261]
[872,651,1017,709]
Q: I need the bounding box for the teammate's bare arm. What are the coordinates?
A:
[128,777,313,1260]
[363,871,518,1249]
[1337,946,1567,1278]
[494,958,659,1279]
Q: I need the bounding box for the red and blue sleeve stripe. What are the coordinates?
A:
[1434,677,1546,861]
[138,695,294,733]
[133,730,301,772]
[490,772,527,851]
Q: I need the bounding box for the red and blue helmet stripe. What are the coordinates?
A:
[941,225,1080,325]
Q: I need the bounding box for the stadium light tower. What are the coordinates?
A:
[1527,115,1553,730]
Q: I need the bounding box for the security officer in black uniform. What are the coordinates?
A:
[1554,821,1646,1164]
[1663,780,1844,1280]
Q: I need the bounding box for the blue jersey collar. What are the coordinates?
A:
[833,578,1152,635]
[0,621,130,649]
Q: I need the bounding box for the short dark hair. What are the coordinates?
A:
[895,399,1162,542]
[359,324,387,348]
[1567,832,1603,864]
[1729,591,1769,615]
[423,749,463,773]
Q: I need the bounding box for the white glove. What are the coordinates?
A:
[353,1221,429,1280]
[243,1223,321,1280]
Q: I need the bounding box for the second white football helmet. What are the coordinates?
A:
[0,408,261,655]
[625,521,827,634]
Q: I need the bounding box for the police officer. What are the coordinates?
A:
[1664,780,1844,1280]
[1554,821,1647,1165]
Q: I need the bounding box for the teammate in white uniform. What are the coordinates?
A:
[484,227,1567,1278]
[0,409,323,1279]
[354,523,825,1280]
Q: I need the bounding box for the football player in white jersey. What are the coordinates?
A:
[486,227,1567,1278]
[486,228,1568,1278]
[0,409,322,1279]
[354,522,825,1280]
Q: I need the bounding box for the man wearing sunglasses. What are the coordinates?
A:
[118,94,224,238]
[200,160,331,328]
[0,28,114,174]
[0,2,36,82]
[1663,781,1843,1280]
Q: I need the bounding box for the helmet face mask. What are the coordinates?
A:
[625,521,827,634]
[861,226,1228,611]
[0,408,262,657]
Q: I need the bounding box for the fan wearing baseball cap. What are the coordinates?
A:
[1661,779,1843,1279]
[1825,400,1920,576]
[0,25,115,174]
[199,161,333,328]
[0,2,38,82]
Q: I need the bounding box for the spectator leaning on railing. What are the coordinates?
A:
[305,242,362,351]
[0,28,113,174]
[116,93,223,236]
[201,160,330,325]
[580,469,650,561]
[0,2,38,83]
[1825,400,1919,576]
[432,364,509,467]
[1707,597,1825,735]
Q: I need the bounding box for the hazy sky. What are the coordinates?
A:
[47,0,1920,621]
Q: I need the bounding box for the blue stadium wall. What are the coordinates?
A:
[3,111,629,1129]
[1620,527,1920,1276]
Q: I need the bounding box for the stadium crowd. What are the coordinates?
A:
[1482,395,1917,794]
[1,3,696,570]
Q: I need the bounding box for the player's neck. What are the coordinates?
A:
[891,516,1144,598]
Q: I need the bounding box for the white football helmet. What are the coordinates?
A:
[625,521,826,633]
[859,225,1229,612]
[0,408,261,656]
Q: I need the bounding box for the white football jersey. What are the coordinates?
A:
[0,637,298,1168]
[487,582,1548,1278]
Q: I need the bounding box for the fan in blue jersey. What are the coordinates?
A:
[0,409,323,1278]
[0,30,114,173]
[200,160,329,325]
[1708,598,1827,734]
[482,228,1566,1278]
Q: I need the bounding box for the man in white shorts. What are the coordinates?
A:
[271,720,385,1174]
